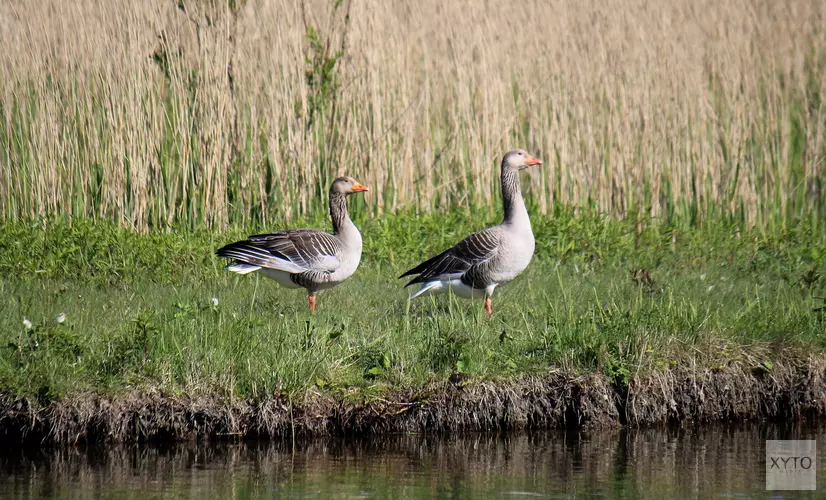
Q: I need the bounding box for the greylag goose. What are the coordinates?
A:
[399,149,542,316]
[216,176,368,312]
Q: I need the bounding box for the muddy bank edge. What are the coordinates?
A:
[2,354,826,445]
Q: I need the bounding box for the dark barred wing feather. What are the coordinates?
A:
[399,228,499,287]
[217,229,341,274]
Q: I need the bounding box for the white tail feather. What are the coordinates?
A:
[226,263,261,275]
[409,281,442,299]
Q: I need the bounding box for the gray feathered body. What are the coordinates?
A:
[216,191,362,295]
[400,162,535,299]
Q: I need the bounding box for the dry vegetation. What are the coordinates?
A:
[1,0,825,231]
[4,352,826,443]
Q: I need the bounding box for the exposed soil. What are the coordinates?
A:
[3,354,825,445]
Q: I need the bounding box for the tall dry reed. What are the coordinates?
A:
[1,0,824,230]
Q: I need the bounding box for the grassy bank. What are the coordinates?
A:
[1,210,825,442]
[2,0,825,443]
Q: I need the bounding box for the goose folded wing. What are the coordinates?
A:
[400,229,499,286]
[217,229,341,274]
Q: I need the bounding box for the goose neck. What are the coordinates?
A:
[329,191,350,235]
[501,167,528,227]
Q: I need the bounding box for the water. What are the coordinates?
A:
[2,423,825,499]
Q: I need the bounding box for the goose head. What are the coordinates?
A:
[503,149,543,170]
[331,176,369,195]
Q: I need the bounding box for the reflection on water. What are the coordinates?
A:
[2,423,825,499]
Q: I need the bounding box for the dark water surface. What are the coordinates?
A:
[2,423,825,499]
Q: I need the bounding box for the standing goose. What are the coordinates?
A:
[399,149,542,316]
[217,176,368,312]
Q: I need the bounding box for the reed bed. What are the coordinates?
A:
[1,0,824,230]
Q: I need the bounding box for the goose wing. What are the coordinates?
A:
[217,229,341,274]
[399,228,500,287]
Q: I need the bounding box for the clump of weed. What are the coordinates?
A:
[427,330,471,377]
[352,342,394,381]
[97,309,157,380]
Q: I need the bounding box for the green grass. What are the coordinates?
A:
[1,209,825,404]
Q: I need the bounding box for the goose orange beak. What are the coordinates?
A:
[525,155,543,166]
[351,182,369,193]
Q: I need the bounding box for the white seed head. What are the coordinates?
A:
[211,297,219,306]
[23,318,33,329]
[56,313,66,324]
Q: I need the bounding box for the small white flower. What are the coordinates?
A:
[700,274,707,281]
[23,318,33,329]
[56,313,66,324]
[211,297,219,306]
